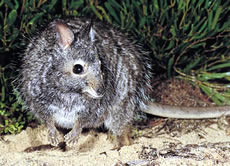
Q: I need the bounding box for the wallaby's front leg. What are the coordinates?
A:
[47,119,61,146]
[64,121,82,147]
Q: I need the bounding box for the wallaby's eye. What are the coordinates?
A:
[73,64,84,74]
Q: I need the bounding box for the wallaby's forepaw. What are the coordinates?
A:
[64,129,80,147]
[48,128,60,146]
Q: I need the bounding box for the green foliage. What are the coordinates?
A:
[0,0,230,135]
[0,67,33,135]
[87,0,229,69]
[1,0,56,52]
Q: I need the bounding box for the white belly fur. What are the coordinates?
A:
[49,104,84,129]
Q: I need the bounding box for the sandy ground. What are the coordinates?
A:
[1,118,230,166]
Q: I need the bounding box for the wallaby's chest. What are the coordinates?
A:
[49,104,86,129]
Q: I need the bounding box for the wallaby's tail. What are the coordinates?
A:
[143,102,230,119]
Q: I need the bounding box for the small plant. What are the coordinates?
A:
[0,67,33,135]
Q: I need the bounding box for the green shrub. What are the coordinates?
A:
[0,66,34,134]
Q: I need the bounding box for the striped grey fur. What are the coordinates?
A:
[21,18,151,146]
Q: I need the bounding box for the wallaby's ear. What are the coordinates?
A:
[56,22,74,49]
[89,26,95,43]
[77,21,96,44]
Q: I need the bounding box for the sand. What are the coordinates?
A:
[1,118,230,166]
